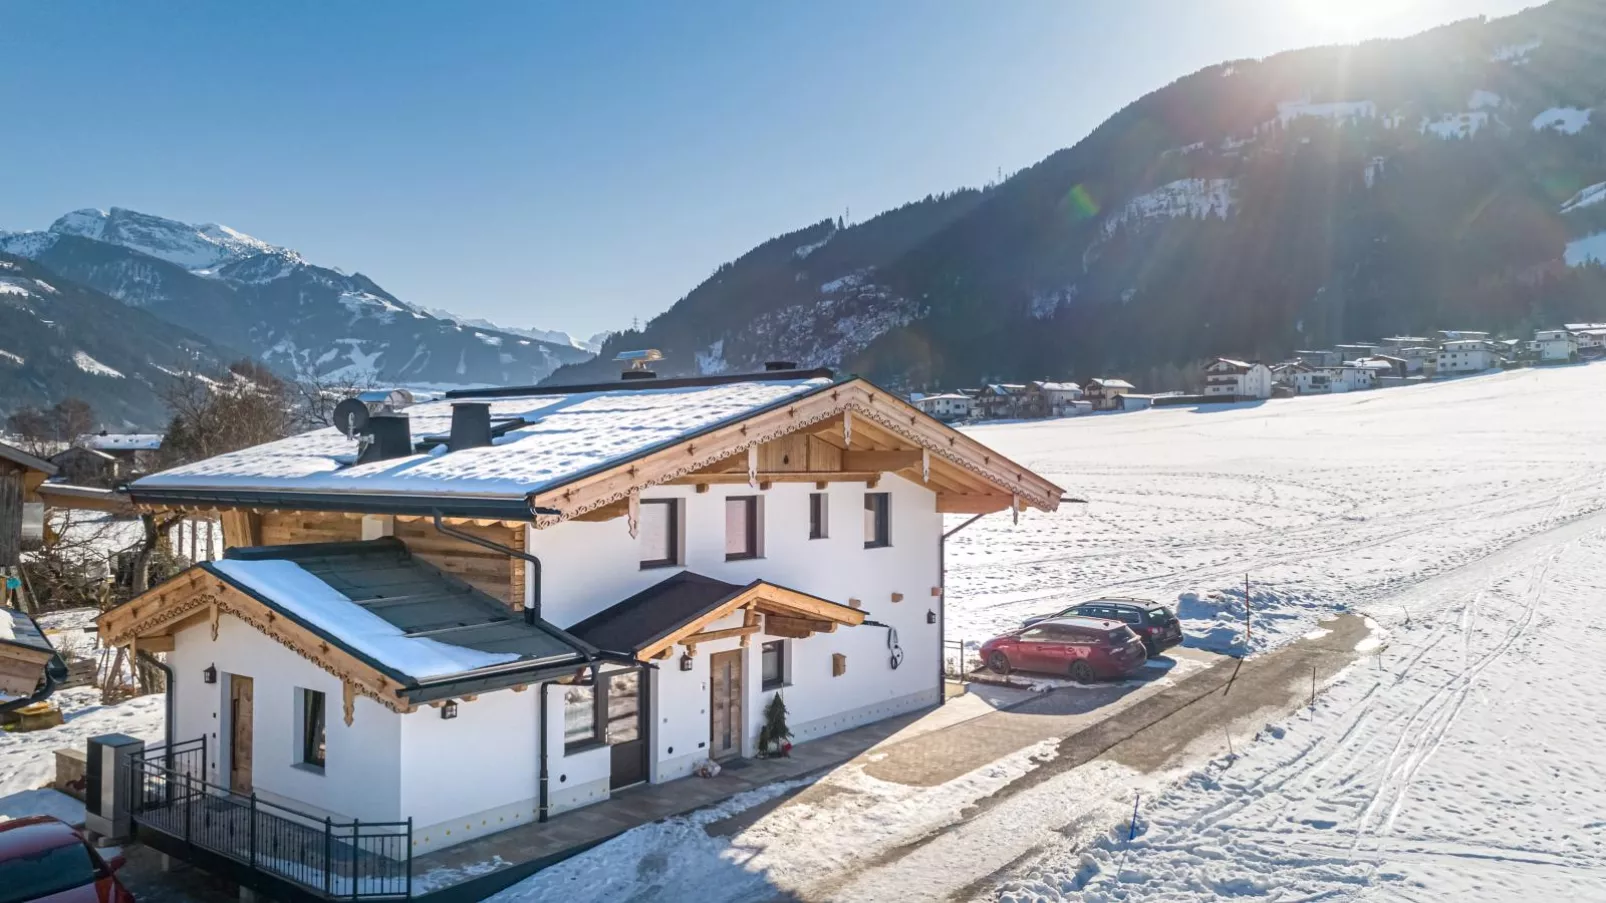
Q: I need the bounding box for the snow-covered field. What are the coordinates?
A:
[497,363,1606,901]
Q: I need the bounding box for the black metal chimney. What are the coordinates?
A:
[358,413,414,464]
[449,403,492,451]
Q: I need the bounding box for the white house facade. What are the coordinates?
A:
[1534,329,1578,362]
[1202,359,1273,399]
[1322,365,1378,392]
[101,368,1063,875]
[1436,340,1502,374]
[913,393,975,421]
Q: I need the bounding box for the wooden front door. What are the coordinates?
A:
[709,650,743,760]
[229,675,254,794]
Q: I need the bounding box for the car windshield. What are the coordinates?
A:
[0,841,99,903]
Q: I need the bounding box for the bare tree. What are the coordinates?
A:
[292,369,380,432]
[5,398,97,456]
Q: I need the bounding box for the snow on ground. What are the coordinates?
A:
[1274,99,1376,126]
[1102,179,1235,238]
[490,740,1061,903]
[0,688,165,805]
[1419,111,1488,139]
[1532,107,1591,134]
[72,350,125,379]
[1562,181,1606,214]
[946,366,1606,658]
[1565,232,1606,267]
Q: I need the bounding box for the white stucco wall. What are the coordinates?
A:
[166,616,402,823]
[531,474,944,785]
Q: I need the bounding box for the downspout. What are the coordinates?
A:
[431,508,557,623]
[137,650,176,774]
[538,682,551,823]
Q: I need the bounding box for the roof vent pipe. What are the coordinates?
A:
[763,361,798,371]
[449,402,492,451]
[357,413,414,464]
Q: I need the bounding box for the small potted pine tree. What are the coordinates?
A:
[757,691,793,757]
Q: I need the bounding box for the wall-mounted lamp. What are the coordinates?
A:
[203,664,217,684]
[440,700,459,720]
[679,654,694,672]
[926,610,937,625]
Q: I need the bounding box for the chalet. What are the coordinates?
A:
[82,432,162,477]
[1438,330,1490,342]
[912,393,974,422]
[50,445,126,487]
[1534,330,1578,362]
[1380,336,1435,353]
[1436,340,1502,374]
[1082,378,1134,411]
[1271,363,1330,395]
[1,441,56,575]
[1393,346,1436,375]
[975,384,1026,419]
[1356,355,1409,379]
[1333,343,1382,359]
[1202,359,1272,400]
[1570,325,1606,358]
[94,365,1062,893]
[1322,365,1378,392]
[1021,381,1082,418]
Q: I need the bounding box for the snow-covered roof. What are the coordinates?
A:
[1089,378,1135,390]
[1032,381,1081,392]
[83,433,162,452]
[918,393,973,403]
[136,377,833,502]
[0,441,57,475]
[1209,358,1253,371]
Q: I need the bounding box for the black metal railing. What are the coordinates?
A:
[130,743,412,899]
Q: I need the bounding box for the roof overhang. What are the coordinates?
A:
[630,580,866,662]
[127,487,540,521]
[35,482,136,515]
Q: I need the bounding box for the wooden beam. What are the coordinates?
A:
[936,493,1014,514]
[765,614,838,634]
[572,499,628,522]
[682,624,762,645]
[137,635,176,653]
[219,510,261,549]
[842,450,922,472]
[766,621,814,639]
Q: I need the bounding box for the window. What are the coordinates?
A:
[606,671,641,744]
[297,688,326,770]
[761,640,787,690]
[0,841,101,903]
[725,496,759,560]
[639,499,679,568]
[808,492,828,540]
[863,492,890,548]
[563,683,602,750]
[1019,627,1049,642]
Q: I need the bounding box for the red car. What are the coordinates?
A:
[981,617,1149,681]
[0,817,133,903]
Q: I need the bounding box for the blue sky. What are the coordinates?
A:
[1,0,1535,338]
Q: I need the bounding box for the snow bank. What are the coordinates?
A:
[72,351,124,379]
[0,689,165,802]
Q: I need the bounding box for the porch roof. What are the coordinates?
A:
[99,537,613,712]
[569,571,866,660]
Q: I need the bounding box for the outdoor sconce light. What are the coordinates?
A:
[679,654,694,672]
[203,664,217,684]
[441,700,459,720]
[927,610,937,625]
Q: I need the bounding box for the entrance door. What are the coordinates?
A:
[229,675,254,794]
[607,670,647,790]
[709,650,743,760]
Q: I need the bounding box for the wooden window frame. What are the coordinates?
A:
[761,640,787,691]
[725,495,760,561]
[638,498,680,570]
[808,492,828,540]
[864,492,891,549]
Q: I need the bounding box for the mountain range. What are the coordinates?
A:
[0,208,595,418]
[545,0,1606,391]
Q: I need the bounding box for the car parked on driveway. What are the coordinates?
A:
[0,816,133,903]
[1025,598,1183,656]
[980,617,1149,681]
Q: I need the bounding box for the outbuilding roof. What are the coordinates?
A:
[0,442,58,476]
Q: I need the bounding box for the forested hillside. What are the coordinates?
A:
[549,0,1606,391]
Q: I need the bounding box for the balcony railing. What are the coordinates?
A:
[130,741,412,899]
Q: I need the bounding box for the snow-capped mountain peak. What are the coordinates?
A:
[47,207,295,274]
